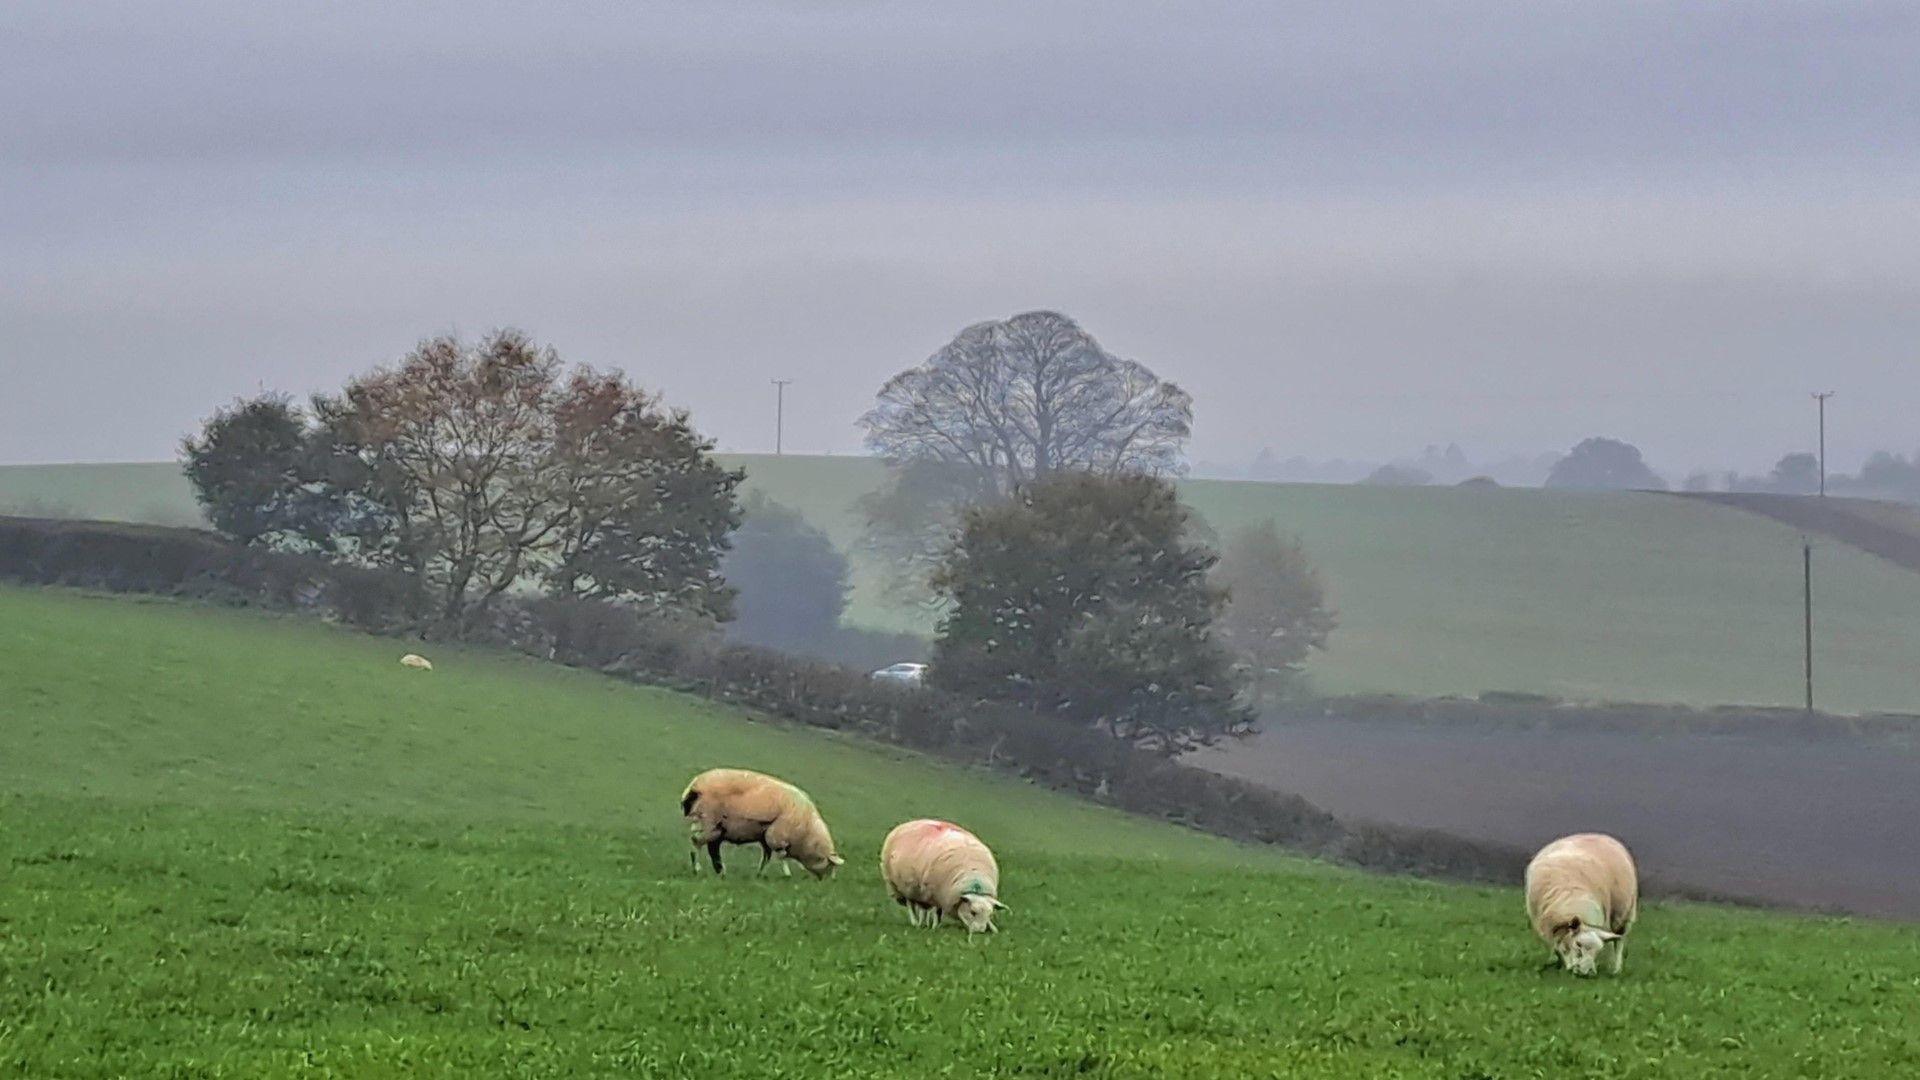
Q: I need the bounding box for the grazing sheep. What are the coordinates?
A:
[1526,832,1639,976]
[880,819,1005,934]
[679,768,844,878]
[399,654,433,670]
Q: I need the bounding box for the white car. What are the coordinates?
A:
[870,662,929,687]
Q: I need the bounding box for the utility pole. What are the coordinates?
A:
[772,379,792,456]
[1812,391,1835,496]
[1803,537,1814,712]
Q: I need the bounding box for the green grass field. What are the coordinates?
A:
[5,585,1920,1076]
[9,457,1920,711]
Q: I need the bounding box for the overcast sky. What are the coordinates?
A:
[5,1,1917,474]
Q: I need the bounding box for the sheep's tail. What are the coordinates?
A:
[680,784,700,816]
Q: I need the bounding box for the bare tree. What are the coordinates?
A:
[858,311,1192,597]
[860,311,1192,497]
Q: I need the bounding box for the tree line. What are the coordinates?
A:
[185,313,1337,751]
[184,330,741,623]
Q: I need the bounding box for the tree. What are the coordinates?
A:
[1857,452,1920,501]
[180,395,313,544]
[859,310,1193,594]
[311,330,572,618]
[1361,463,1432,486]
[720,493,849,650]
[852,457,987,604]
[1211,521,1336,705]
[930,472,1246,751]
[1544,438,1667,491]
[862,311,1192,493]
[184,329,740,623]
[545,370,742,619]
[1769,452,1820,495]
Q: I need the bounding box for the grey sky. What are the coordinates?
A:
[5,1,1918,474]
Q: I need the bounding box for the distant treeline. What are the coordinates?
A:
[1212,442,1920,505]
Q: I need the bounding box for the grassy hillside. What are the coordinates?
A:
[5,585,1920,1077]
[10,457,1920,711]
[0,461,200,526]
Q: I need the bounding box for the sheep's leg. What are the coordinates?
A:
[1607,938,1626,975]
[689,848,700,874]
[707,839,724,875]
[758,842,773,875]
[781,856,793,878]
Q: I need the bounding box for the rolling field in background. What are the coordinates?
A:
[9,457,1920,712]
[4,584,1920,1076]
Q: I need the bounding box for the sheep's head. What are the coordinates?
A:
[800,852,845,879]
[1552,918,1619,976]
[954,893,1006,934]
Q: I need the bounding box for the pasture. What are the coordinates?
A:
[3,585,1920,1076]
[9,457,1920,712]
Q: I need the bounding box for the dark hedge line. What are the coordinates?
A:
[0,516,427,630]
[0,514,1567,890]
[1285,692,1920,743]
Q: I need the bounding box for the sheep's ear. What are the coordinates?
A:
[1593,929,1621,942]
[828,854,845,867]
[989,898,1009,911]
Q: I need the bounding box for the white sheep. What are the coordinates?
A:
[679,768,844,878]
[880,819,1005,934]
[399,654,433,670]
[1526,832,1639,975]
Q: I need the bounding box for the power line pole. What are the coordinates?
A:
[1812,391,1835,496]
[1803,537,1814,712]
[772,379,792,456]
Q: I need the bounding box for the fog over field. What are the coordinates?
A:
[6,1,1920,471]
[12,6,1920,1075]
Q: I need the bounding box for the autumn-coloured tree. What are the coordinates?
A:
[545,369,742,618]
[310,331,569,619]
[185,329,740,623]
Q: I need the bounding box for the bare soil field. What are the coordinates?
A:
[1684,491,1920,575]
[1192,717,1920,918]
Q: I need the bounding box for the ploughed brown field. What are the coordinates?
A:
[1193,716,1920,918]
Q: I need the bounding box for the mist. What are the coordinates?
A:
[5,1,1919,472]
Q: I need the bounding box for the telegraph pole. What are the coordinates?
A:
[1803,537,1815,712]
[1812,391,1835,496]
[772,379,792,456]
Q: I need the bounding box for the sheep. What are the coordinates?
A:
[1526,832,1639,976]
[679,768,844,879]
[880,819,1006,934]
[399,654,433,670]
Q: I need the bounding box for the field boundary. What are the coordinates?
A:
[0,514,1529,889]
[1678,491,1920,577]
[0,513,1851,911]
[1281,693,1920,743]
